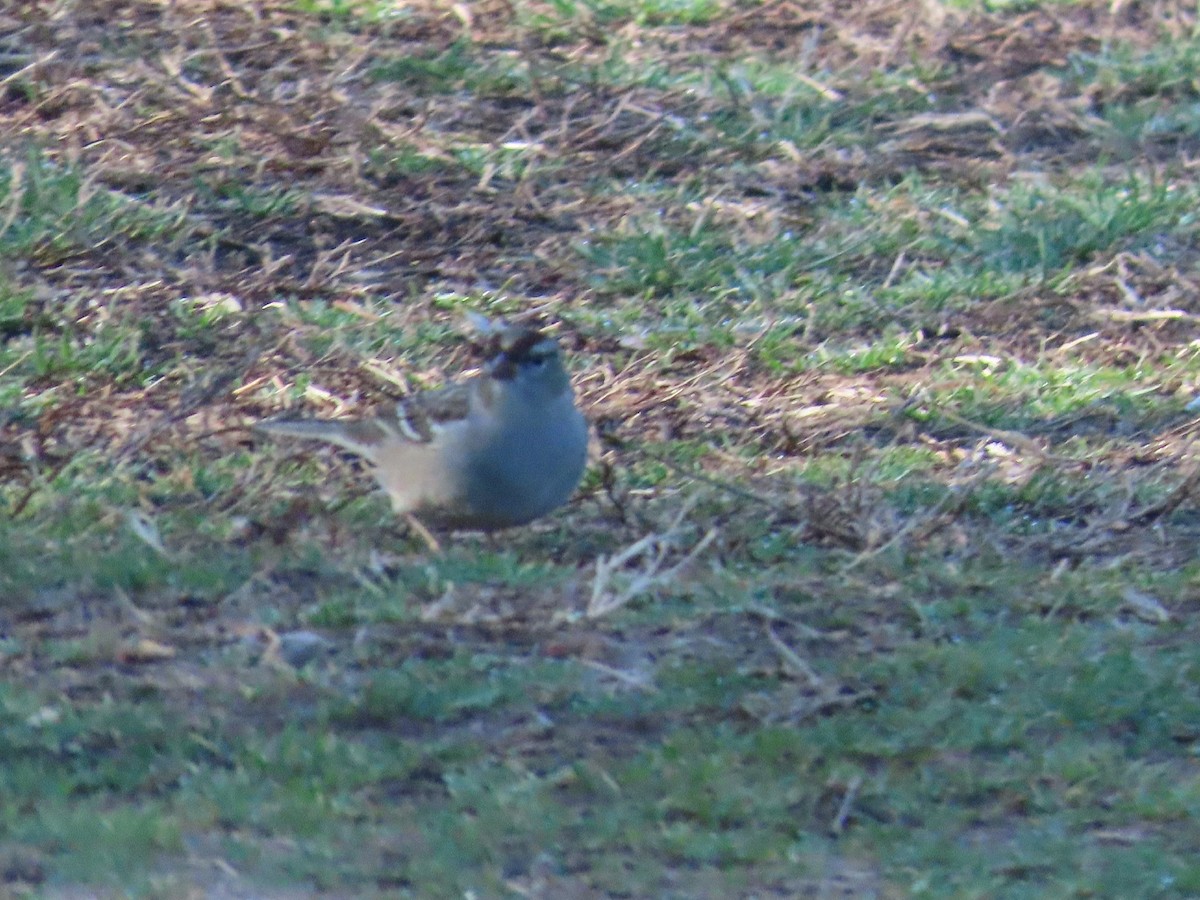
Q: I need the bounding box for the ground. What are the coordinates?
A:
[2,0,1200,896]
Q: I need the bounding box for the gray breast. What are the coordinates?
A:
[463,394,588,528]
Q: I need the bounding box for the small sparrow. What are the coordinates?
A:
[256,323,589,533]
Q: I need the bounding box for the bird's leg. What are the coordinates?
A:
[404,514,442,554]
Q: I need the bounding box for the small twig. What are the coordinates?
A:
[744,604,829,640]
[838,463,995,573]
[881,249,906,289]
[0,158,26,243]
[201,20,250,99]
[765,625,823,688]
[830,775,863,836]
[0,49,57,88]
[933,406,1083,464]
[113,341,265,461]
[1126,465,1200,525]
[1030,464,1200,560]
[587,498,717,618]
[578,659,656,692]
[113,585,156,627]
[9,451,74,519]
[600,431,785,512]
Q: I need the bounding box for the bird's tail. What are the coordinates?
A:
[255,418,391,463]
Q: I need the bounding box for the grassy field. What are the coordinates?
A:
[3,0,1200,896]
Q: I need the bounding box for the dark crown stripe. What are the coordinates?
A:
[501,328,548,361]
[488,327,552,381]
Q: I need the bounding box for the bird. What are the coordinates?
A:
[255,321,589,538]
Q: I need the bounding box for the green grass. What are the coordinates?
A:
[0,150,183,263]
[3,548,1197,895]
[975,173,1196,275]
[371,40,525,95]
[3,1,1200,896]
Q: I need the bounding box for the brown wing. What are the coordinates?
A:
[256,378,479,462]
[254,416,404,461]
[394,380,475,442]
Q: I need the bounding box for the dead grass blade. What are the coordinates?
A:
[586,497,718,619]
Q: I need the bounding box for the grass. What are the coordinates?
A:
[2,0,1200,896]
